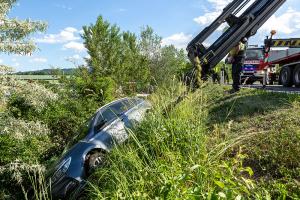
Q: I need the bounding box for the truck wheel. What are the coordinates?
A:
[280,66,293,87]
[293,65,300,88]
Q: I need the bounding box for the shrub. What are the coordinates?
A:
[0,115,52,199]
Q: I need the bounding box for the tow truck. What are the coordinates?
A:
[241,46,266,85]
[264,37,300,87]
[186,0,286,84]
[241,37,300,87]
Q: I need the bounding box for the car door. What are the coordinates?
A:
[92,99,131,145]
[122,98,150,129]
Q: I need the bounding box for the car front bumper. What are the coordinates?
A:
[51,176,80,199]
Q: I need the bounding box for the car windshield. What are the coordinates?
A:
[246,49,264,60]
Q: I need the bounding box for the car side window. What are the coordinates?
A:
[94,108,115,132]
[94,100,135,133]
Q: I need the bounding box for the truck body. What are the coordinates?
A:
[261,38,300,87]
[241,47,265,84]
[241,47,300,85]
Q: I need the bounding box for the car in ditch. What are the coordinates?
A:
[48,97,151,199]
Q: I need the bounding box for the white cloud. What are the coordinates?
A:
[63,42,86,52]
[65,54,87,65]
[194,11,220,25]
[194,0,232,26]
[162,33,193,49]
[79,29,84,35]
[0,59,3,64]
[11,58,16,62]
[30,57,48,63]
[64,27,77,33]
[260,8,300,35]
[207,0,232,10]
[193,0,253,28]
[66,54,82,61]
[13,63,20,67]
[36,27,80,44]
[72,54,81,60]
[118,8,127,12]
[55,4,72,10]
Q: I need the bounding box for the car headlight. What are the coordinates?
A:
[51,157,72,183]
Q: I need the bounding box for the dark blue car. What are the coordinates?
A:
[48,97,151,199]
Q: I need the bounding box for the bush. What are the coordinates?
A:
[0,115,52,199]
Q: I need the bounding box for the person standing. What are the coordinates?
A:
[212,63,221,84]
[226,38,247,93]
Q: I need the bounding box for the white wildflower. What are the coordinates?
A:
[0,75,58,112]
[0,116,50,139]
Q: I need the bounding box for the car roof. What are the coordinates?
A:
[95,97,143,114]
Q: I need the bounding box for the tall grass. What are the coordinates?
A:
[87,83,300,199]
[22,166,51,200]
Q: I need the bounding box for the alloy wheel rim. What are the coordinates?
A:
[94,157,103,166]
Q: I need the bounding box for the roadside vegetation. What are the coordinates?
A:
[87,84,300,199]
[1,1,299,199]
[0,1,190,199]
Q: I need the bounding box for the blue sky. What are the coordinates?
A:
[2,0,300,72]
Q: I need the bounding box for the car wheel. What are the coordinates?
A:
[86,151,106,176]
[293,65,300,88]
[280,66,293,87]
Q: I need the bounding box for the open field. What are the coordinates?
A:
[6,75,59,80]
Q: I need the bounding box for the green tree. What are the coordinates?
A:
[118,31,150,91]
[138,26,189,86]
[156,45,187,85]
[139,26,162,59]
[138,26,161,85]
[82,16,123,78]
[0,0,47,55]
[82,16,190,93]
[82,16,151,93]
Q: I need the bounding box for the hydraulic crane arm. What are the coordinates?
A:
[187,0,286,79]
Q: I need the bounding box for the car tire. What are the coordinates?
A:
[280,66,293,87]
[86,151,106,176]
[293,65,300,88]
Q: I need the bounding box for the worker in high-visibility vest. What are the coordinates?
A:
[212,63,222,83]
[226,37,247,93]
